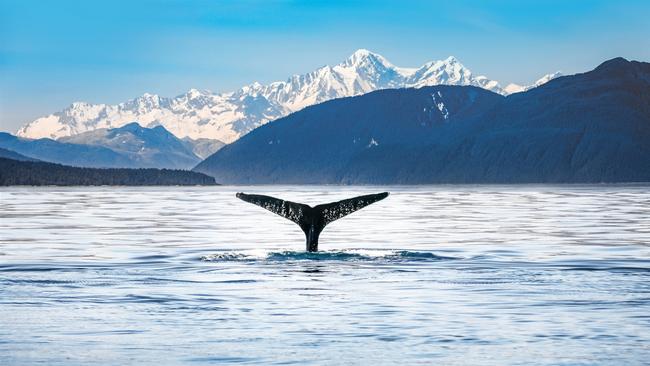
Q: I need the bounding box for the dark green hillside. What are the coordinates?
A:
[0,157,217,186]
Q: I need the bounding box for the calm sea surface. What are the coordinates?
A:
[1,186,649,365]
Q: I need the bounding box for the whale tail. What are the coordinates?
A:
[236,192,389,252]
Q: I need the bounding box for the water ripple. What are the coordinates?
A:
[1,185,649,365]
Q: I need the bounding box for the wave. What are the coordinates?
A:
[200,249,457,263]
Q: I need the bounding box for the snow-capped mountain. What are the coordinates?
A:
[17,49,554,142]
[504,71,563,94]
[194,57,650,184]
[17,89,286,143]
[248,51,506,112]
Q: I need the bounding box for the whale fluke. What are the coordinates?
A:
[236,192,389,252]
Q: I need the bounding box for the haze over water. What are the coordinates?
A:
[1,186,649,365]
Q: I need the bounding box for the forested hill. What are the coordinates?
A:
[0,157,217,186]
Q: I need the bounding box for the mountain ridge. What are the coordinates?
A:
[0,147,40,162]
[60,122,201,169]
[2,123,202,169]
[16,50,557,143]
[194,57,650,184]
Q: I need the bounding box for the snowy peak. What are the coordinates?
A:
[445,55,459,63]
[407,57,477,88]
[504,83,525,94]
[17,49,552,143]
[533,71,563,87]
[123,93,164,112]
[504,71,563,94]
[346,48,375,59]
[247,49,506,112]
[339,49,394,69]
[186,88,204,99]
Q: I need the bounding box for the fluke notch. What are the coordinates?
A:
[236,192,389,252]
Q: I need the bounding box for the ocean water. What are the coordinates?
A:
[1,185,649,365]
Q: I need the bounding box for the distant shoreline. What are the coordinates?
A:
[0,157,218,186]
[3,155,649,187]
[2,182,649,188]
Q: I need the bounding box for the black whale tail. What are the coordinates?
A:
[236,192,389,252]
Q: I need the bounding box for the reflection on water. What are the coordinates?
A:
[1,185,649,365]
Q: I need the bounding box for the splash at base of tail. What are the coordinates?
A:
[236,192,389,252]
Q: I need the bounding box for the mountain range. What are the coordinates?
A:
[194,58,650,184]
[15,49,559,144]
[1,123,200,169]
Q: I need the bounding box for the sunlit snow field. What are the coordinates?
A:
[1,185,649,365]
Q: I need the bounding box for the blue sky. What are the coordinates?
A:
[1,0,649,132]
